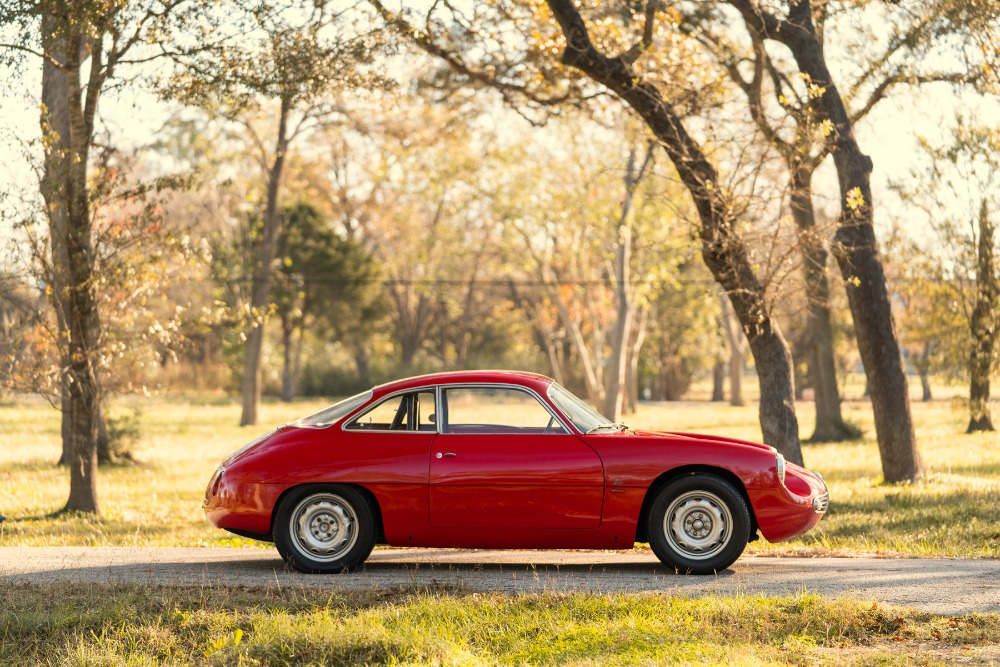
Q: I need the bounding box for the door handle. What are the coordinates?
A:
[435,452,457,459]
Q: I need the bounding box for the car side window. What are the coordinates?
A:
[442,387,566,434]
[345,391,436,432]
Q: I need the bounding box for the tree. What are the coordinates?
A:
[966,202,998,432]
[724,0,923,481]
[167,0,386,425]
[0,0,214,512]
[542,1,805,464]
[604,144,655,420]
[894,120,1000,432]
[273,202,382,401]
[692,0,977,443]
[497,114,721,415]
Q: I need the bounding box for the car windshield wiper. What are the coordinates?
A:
[586,422,629,434]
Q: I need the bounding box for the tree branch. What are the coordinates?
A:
[367,0,573,107]
[622,0,659,65]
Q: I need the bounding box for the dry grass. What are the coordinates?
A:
[0,583,998,666]
[0,392,998,557]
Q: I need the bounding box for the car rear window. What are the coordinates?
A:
[293,391,372,428]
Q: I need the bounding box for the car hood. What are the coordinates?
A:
[624,429,776,452]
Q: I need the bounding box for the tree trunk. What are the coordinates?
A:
[791,168,855,442]
[40,19,76,468]
[719,295,746,408]
[400,331,421,367]
[59,386,72,465]
[96,400,111,463]
[354,339,372,386]
[545,273,604,408]
[625,305,648,414]
[604,146,651,421]
[967,201,998,433]
[280,311,295,402]
[920,370,932,402]
[712,361,726,402]
[917,342,933,402]
[390,282,433,368]
[730,0,920,480]
[61,24,102,512]
[290,319,305,399]
[240,96,292,426]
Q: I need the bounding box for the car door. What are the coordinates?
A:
[429,385,604,529]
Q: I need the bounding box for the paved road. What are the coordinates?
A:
[1,547,997,616]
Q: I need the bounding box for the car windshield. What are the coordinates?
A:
[293,391,372,428]
[546,383,613,433]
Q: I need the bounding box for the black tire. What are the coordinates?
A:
[647,473,751,575]
[273,484,376,573]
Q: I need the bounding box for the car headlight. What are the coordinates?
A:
[775,453,786,485]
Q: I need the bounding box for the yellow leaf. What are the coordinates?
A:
[846,187,864,211]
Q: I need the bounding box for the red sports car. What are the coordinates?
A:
[204,370,828,574]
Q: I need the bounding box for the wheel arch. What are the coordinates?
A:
[634,466,758,544]
[270,482,386,544]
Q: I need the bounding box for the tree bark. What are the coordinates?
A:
[791,168,855,441]
[546,0,803,465]
[240,95,292,426]
[967,201,998,433]
[729,0,921,480]
[40,18,77,468]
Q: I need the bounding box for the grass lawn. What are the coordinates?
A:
[1,393,997,557]
[1,583,998,666]
[2,393,998,666]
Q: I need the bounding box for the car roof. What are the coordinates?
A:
[372,370,555,396]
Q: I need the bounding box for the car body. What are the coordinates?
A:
[204,370,828,574]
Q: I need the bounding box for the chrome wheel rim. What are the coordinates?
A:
[663,490,732,561]
[290,493,358,562]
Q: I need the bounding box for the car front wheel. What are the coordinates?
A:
[647,473,751,574]
[273,485,376,573]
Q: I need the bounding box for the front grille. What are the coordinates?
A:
[812,492,830,514]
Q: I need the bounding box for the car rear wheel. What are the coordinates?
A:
[273,485,376,573]
[647,473,750,574]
